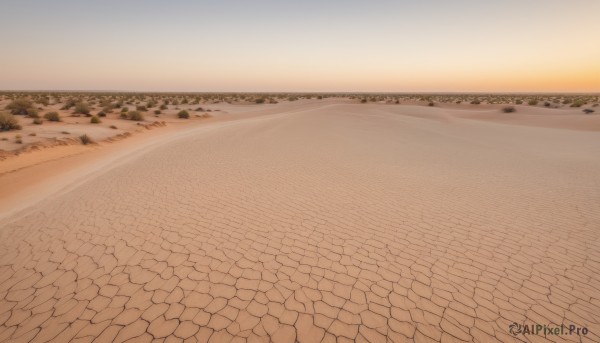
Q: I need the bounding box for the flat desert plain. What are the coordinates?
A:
[1,99,599,342]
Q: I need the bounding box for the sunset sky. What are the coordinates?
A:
[1,0,598,92]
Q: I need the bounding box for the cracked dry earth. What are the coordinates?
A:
[1,103,599,343]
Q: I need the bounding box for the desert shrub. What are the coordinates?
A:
[121,107,129,112]
[28,109,40,118]
[29,132,36,136]
[0,112,21,131]
[255,98,265,104]
[583,109,595,114]
[6,98,36,116]
[360,98,367,103]
[470,99,481,105]
[32,118,43,125]
[515,99,523,104]
[44,111,61,122]
[61,131,70,134]
[74,102,91,115]
[136,105,147,112]
[15,134,22,144]
[109,125,118,129]
[544,102,551,107]
[6,98,38,118]
[154,110,161,115]
[177,110,190,119]
[97,111,106,117]
[127,111,144,121]
[502,106,516,113]
[570,100,585,107]
[80,134,93,145]
[61,98,77,110]
[528,99,538,106]
[160,104,168,110]
[90,115,101,124]
[428,102,434,107]
[36,97,49,106]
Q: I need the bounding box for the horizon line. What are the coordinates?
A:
[1,90,599,96]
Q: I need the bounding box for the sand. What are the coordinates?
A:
[0,100,599,342]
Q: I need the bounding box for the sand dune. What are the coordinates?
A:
[1,101,599,342]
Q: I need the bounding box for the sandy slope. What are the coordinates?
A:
[0,102,599,342]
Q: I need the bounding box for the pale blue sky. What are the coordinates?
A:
[1,0,598,92]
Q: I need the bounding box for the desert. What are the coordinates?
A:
[2,0,600,342]
[1,93,600,342]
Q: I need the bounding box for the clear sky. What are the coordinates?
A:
[0,0,598,92]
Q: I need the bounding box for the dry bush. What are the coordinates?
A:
[177,110,190,119]
[570,100,585,108]
[36,97,49,106]
[74,102,91,115]
[90,115,101,124]
[61,98,77,110]
[80,134,93,145]
[127,111,144,121]
[0,112,22,131]
[502,106,516,113]
[6,98,37,117]
[44,112,61,122]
